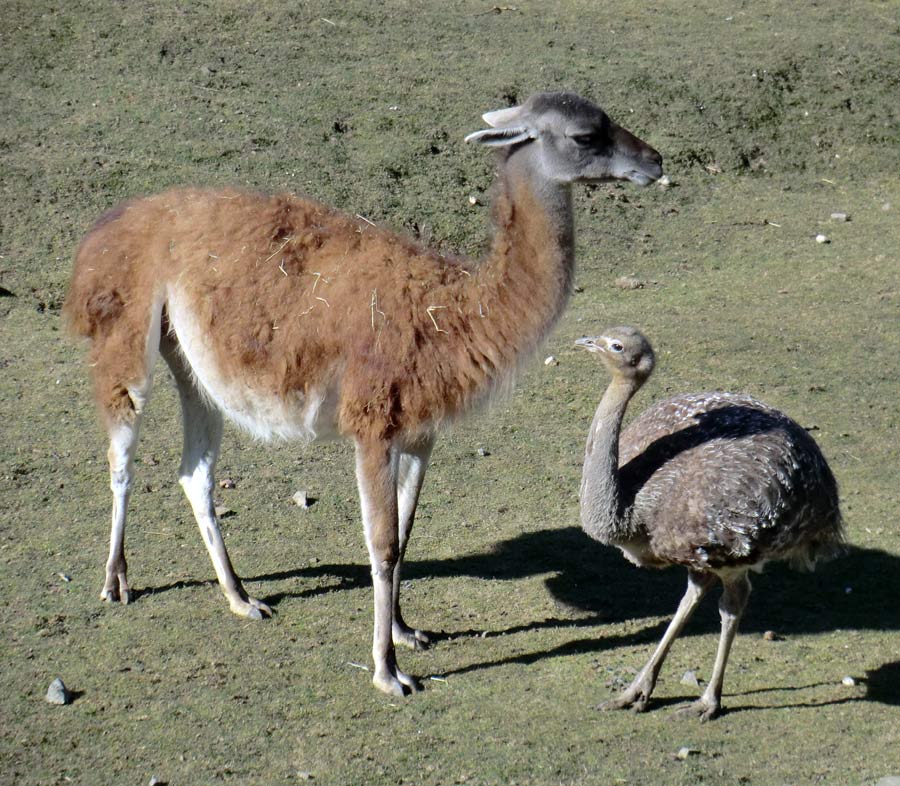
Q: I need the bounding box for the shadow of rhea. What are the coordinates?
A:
[141,523,899,711]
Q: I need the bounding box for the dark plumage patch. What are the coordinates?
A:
[618,392,843,570]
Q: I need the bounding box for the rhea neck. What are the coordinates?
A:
[580,373,643,544]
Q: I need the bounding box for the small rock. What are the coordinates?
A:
[468,194,479,206]
[657,174,672,188]
[844,586,853,594]
[476,447,490,458]
[815,234,830,244]
[680,670,700,688]
[214,506,233,518]
[297,772,314,781]
[292,490,311,509]
[57,572,71,583]
[544,355,558,366]
[219,478,236,489]
[841,675,857,687]
[46,677,71,705]
[148,777,162,786]
[675,747,697,761]
[614,276,644,290]
[830,211,849,222]
[573,284,584,293]
[762,630,781,641]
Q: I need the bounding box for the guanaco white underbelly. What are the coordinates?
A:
[165,289,341,442]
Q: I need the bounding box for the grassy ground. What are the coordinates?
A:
[1,1,899,784]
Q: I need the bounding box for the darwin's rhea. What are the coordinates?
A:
[576,327,843,719]
[63,92,662,696]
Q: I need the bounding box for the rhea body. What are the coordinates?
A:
[63,92,662,696]
[576,327,843,719]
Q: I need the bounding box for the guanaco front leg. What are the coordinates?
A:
[392,435,436,650]
[355,437,421,696]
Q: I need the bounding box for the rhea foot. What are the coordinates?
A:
[228,594,273,620]
[373,666,422,697]
[597,674,655,713]
[598,690,651,714]
[674,697,721,722]
[100,568,132,605]
[392,620,431,651]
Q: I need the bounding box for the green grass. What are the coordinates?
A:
[1,1,899,784]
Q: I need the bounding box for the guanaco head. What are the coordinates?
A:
[465,91,663,187]
[575,326,656,384]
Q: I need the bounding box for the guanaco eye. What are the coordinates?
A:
[609,341,624,353]
[568,120,612,149]
[570,133,597,147]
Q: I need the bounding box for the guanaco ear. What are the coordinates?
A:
[464,125,535,147]
[481,105,524,127]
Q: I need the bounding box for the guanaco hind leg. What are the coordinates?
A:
[159,334,271,620]
[98,306,160,605]
[102,416,144,604]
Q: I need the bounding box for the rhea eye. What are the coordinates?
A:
[609,341,624,353]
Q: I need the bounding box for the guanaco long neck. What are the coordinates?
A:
[338,153,580,436]
[580,377,640,543]
[464,157,576,374]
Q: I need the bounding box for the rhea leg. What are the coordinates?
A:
[391,434,435,651]
[355,437,421,696]
[160,337,271,620]
[682,571,751,721]
[600,570,716,712]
